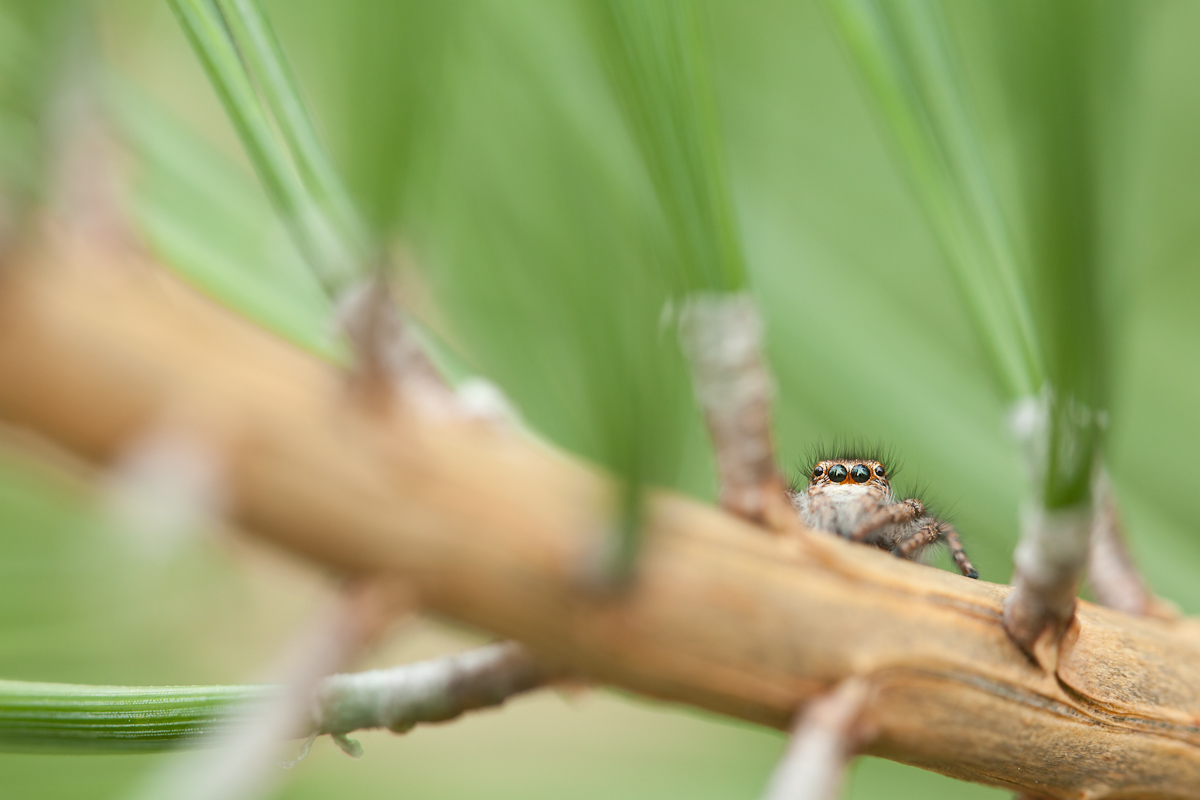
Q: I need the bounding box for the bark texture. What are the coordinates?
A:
[1,254,1200,798]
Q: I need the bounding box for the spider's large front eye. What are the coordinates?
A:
[812,465,824,479]
[827,464,848,482]
[850,464,871,483]
[874,465,886,478]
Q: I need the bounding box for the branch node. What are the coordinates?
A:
[1004,503,1090,663]
[334,274,456,415]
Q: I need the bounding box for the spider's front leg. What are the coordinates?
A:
[848,498,925,543]
[893,519,979,579]
[940,524,979,579]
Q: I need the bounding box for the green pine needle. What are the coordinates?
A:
[589,0,747,293]
[826,0,1044,400]
[167,0,357,293]
[213,0,367,265]
[0,679,269,754]
[828,0,1133,508]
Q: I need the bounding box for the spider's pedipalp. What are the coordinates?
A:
[848,497,924,542]
[894,518,942,559]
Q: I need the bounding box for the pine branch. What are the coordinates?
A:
[0,642,546,755]
[1,252,1199,797]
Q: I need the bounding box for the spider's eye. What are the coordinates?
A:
[827,464,848,482]
[812,465,824,478]
[874,465,886,478]
[850,464,871,483]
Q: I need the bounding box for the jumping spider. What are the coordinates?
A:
[789,456,979,579]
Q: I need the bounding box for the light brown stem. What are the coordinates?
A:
[762,679,873,800]
[310,640,549,737]
[677,292,792,529]
[2,256,1200,797]
[1087,468,1177,620]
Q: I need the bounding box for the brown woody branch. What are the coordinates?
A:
[2,253,1200,798]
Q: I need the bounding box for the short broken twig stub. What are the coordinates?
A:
[1004,503,1090,662]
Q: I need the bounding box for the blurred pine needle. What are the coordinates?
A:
[827,0,1137,508]
[167,0,358,293]
[588,0,747,294]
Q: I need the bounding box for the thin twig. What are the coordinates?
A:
[1087,468,1177,620]
[762,679,873,800]
[309,640,549,738]
[678,292,792,529]
[130,578,409,800]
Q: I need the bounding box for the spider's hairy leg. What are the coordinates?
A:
[848,498,924,542]
[894,520,980,580]
[893,519,942,559]
[940,524,979,579]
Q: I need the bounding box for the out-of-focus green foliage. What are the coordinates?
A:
[112,81,339,358]
[266,0,461,239]
[167,0,358,292]
[824,0,1042,400]
[983,0,1128,508]
[213,0,365,259]
[3,0,1200,797]
[275,1,707,575]
[0,0,78,234]
[588,0,747,293]
[415,1,694,570]
[828,0,1135,510]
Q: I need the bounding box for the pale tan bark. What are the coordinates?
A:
[1,252,1200,798]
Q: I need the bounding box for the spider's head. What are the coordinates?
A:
[807,459,890,494]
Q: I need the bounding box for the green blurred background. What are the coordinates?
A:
[3,0,1200,797]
